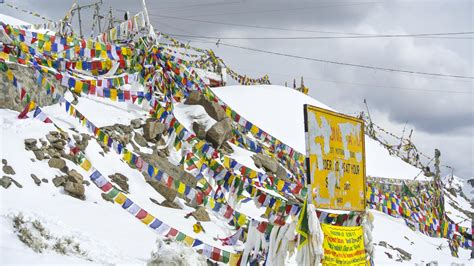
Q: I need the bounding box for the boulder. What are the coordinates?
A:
[275,165,290,182]
[1,176,12,188]
[159,200,182,209]
[147,180,177,202]
[30,174,41,186]
[46,133,60,144]
[64,181,85,199]
[185,91,226,121]
[130,118,142,129]
[2,165,16,175]
[48,158,66,169]
[191,206,211,222]
[140,152,197,187]
[192,122,207,139]
[252,154,279,174]
[205,118,233,148]
[52,175,66,187]
[143,119,165,141]
[109,173,129,192]
[51,140,66,150]
[33,150,45,160]
[24,139,37,150]
[67,169,84,184]
[134,132,148,147]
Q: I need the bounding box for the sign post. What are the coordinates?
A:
[304,104,366,211]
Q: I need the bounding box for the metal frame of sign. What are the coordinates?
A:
[304,104,366,211]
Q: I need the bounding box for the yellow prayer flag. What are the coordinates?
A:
[183,236,194,247]
[141,213,155,225]
[74,80,82,94]
[177,182,186,194]
[80,159,92,171]
[110,89,117,101]
[114,192,127,205]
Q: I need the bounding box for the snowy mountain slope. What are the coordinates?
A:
[0,93,237,264]
[212,85,427,180]
[0,14,31,26]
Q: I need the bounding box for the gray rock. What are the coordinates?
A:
[140,152,197,188]
[1,176,12,188]
[252,154,279,174]
[30,174,41,186]
[185,91,227,121]
[1,159,6,165]
[8,177,22,188]
[275,165,290,182]
[64,181,85,199]
[394,247,411,261]
[46,133,60,144]
[109,173,129,192]
[101,192,114,203]
[41,178,48,183]
[59,166,69,174]
[52,175,66,187]
[24,139,37,150]
[147,180,177,202]
[134,132,148,147]
[143,119,165,141]
[159,200,182,209]
[48,158,66,169]
[192,122,207,139]
[33,150,45,160]
[2,165,16,175]
[205,118,233,148]
[67,169,83,184]
[191,206,210,222]
[130,118,142,129]
[51,140,65,150]
[82,180,90,186]
[220,141,234,154]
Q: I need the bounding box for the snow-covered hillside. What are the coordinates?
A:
[1,10,471,265]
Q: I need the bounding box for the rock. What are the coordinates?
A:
[275,165,290,181]
[30,174,41,186]
[378,241,387,248]
[46,148,61,158]
[394,247,411,260]
[109,173,129,192]
[51,140,65,150]
[2,165,16,175]
[67,169,83,184]
[101,192,114,203]
[185,91,227,121]
[59,166,69,174]
[64,181,85,199]
[134,132,148,147]
[1,176,12,188]
[9,177,22,188]
[33,150,45,160]
[140,152,197,187]
[159,200,182,209]
[1,159,6,165]
[192,122,207,139]
[48,158,66,170]
[41,178,48,183]
[143,119,165,141]
[149,198,160,205]
[46,133,60,144]
[252,154,279,174]
[24,139,37,150]
[147,180,177,202]
[52,175,66,187]
[205,118,233,148]
[220,142,234,154]
[191,206,210,222]
[130,118,142,129]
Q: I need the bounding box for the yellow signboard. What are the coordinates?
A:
[304,104,366,211]
[321,224,366,265]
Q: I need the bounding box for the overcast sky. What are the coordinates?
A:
[1,0,473,178]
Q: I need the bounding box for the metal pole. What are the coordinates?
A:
[77,7,83,38]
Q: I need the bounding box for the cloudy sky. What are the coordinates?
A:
[1,0,473,178]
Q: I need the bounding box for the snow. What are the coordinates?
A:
[212,85,426,180]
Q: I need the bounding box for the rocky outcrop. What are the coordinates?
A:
[130,118,143,129]
[109,173,129,192]
[184,91,227,121]
[147,179,177,202]
[64,182,85,200]
[159,200,182,209]
[52,175,66,187]
[134,132,148,147]
[140,152,197,188]
[67,169,83,184]
[143,119,165,141]
[252,153,279,173]
[192,122,207,139]
[205,118,233,148]
[190,206,210,222]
